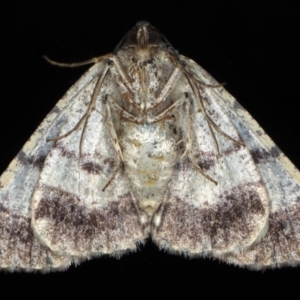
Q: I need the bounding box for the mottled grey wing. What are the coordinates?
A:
[0,63,104,271]
[31,65,147,260]
[152,56,300,269]
[0,62,146,271]
[203,67,300,269]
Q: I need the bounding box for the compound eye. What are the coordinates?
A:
[148,27,161,45]
[125,28,138,45]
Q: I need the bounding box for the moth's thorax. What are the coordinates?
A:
[119,120,179,216]
[117,47,175,112]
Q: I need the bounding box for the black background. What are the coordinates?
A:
[1,1,300,298]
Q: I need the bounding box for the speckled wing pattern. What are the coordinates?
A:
[152,57,269,257]
[0,61,147,271]
[0,64,106,271]
[1,22,300,271]
[31,65,147,259]
[152,58,300,269]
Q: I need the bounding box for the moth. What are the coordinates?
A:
[1,21,300,272]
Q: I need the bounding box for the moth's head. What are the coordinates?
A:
[124,21,163,50]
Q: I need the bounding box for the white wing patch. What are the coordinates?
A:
[1,21,300,271]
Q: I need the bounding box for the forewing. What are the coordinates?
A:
[31,68,147,258]
[154,56,300,268]
[200,66,300,269]
[0,61,145,271]
[0,62,106,271]
[152,56,274,259]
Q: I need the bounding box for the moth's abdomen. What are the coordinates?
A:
[119,120,179,216]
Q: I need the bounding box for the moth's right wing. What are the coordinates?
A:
[188,58,300,269]
[151,58,269,260]
[152,56,300,269]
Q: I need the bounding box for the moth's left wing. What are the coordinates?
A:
[0,62,105,271]
[0,61,147,271]
[31,63,147,260]
[152,56,300,269]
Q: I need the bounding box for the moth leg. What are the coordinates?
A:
[149,67,183,110]
[101,105,124,191]
[147,95,188,123]
[107,56,184,115]
[44,53,110,154]
[179,97,192,158]
[46,111,88,142]
[184,68,244,149]
[188,153,218,184]
[108,97,143,123]
[182,96,218,184]
[77,66,112,156]
[101,155,121,192]
[48,65,110,158]
[206,114,245,146]
[107,55,137,109]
